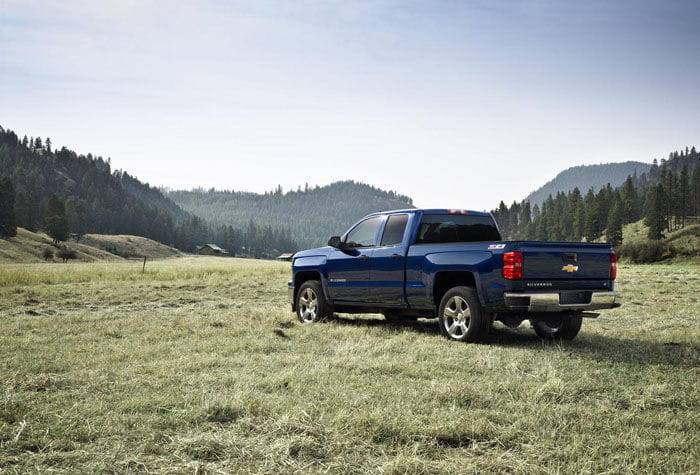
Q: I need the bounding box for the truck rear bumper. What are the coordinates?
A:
[503,290,620,312]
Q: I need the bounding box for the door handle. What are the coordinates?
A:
[357,254,369,260]
[389,254,402,259]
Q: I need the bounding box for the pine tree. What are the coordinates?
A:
[605,198,623,246]
[678,166,689,228]
[14,191,36,232]
[520,202,531,239]
[583,189,600,242]
[692,165,700,218]
[645,184,666,240]
[66,198,87,240]
[619,176,639,224]
[0,177,17,237]
[44,195,69,244]
[507,201,520,239]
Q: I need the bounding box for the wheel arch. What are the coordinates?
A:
[293,270,326,306]
[433,271,482,308]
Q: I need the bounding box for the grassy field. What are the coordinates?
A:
[0,257,698,473]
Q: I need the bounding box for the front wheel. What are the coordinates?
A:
[296,280,330,323]
[531,314,582,340]
[438,286,491,343]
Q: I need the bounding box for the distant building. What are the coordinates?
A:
[277,253,294,261]
[197,244,228,256]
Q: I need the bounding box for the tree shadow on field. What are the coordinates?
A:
[330,315,698,368]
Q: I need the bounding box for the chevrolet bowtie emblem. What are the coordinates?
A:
[562,264,579,273]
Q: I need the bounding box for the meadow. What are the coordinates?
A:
[0,257,698,473]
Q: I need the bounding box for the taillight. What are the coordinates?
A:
[610,252,617,280]
[503,251,523,279]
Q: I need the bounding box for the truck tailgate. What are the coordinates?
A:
[516,242,612,281]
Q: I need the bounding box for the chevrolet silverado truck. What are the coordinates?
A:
[288,209,620,343]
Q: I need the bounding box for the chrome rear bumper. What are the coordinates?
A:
[504,291,620,312]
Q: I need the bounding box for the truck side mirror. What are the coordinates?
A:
[328,236,343,248]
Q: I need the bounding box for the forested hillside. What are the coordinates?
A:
[526,161,651,206]
[167,181,414,248]
[492,147,700,261]
[0,126,298,258]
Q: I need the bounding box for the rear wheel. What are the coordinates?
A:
[438,286,491,343]
[296,280,329,323]
[532,314,582,340]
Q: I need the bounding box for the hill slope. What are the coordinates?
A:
[526,161,651,206]
[167,181,415,248]
[0,125,300,257]
[0,228,184,263]
[0,126,189,244]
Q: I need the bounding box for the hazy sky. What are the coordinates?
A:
[2,0,699,210]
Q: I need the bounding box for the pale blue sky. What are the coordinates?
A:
[1,0,698,209]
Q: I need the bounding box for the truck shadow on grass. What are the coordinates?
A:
[487,326,699,368]
[329,315,698,368]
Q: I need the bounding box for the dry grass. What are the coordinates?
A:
[0,228,183,263]
[0,257,698,473]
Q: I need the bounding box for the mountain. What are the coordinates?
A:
[0,126,187,244]
[525,161,651,207]
[490,147,699,260]
[0,125,298,257]
[167,181,415,249]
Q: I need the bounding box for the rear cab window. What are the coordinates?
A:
[416,214,501,243]
[380,214,409,247]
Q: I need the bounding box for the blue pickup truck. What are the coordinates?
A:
[288,209,620,343]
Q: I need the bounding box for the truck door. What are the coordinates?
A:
[366,214,410,306]
[326,216,382,303]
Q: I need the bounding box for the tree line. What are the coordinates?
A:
[167,180,415,249]
[491,147,700,247]
[0,126,299,257]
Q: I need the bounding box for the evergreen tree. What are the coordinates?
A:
[66,198,87,240]
[520,201,531,238]
[14,191,36,232]
[0,176,17,237]
[692,165,700,218]
[44,195,69,243]
[619,176,639,224]
[583,189,600,242]
[507,201,520,239]
[678,166,689,228]
[569,187,584,241]
[645,184,666,240]
[605,198,623,246]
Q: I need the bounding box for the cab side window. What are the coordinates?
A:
[380,214,409,247]
[345,217,382,248]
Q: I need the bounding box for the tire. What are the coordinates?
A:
[531,314,582,340]
[296,280,330,323]
[438,286,491,343]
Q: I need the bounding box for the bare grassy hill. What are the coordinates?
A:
[79,234,184,259]
[0,228,184,263]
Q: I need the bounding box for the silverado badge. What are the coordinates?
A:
[562,264,579,273]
